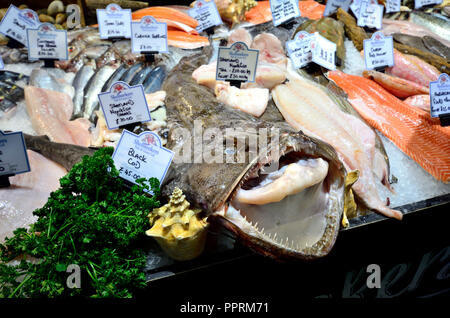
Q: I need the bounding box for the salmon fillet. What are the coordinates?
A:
[328,70,450,183]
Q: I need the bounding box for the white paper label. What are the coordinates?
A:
[414,0,443,9]
[323,0,352,17]
[286,31,313,69]
[0,5,40,46]
[0,130,30,176]
[27,23,68,61]
[363,31,394,70]
[216,42,259,82]
[311,32,336,71]
[350,0,362,18]
[188,0,223,32]
[112,130,174,185]
[96,4,132,39]
[131,16,168,54]
[270,0,301,26]
[357,0,383,30]
[98,81,152,130]
[430,74,450,118]
[385,0,401,13]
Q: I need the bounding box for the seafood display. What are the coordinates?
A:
[0,0,450,298]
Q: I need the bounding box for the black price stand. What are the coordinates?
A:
[142,51,158,64]
[42,58,57,68]
[229,80,243,88]
[6,36,23,49]
[0,174,13,188]
[439,114,450,127]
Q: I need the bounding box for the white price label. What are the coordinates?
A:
[385,0,401,13]
[430,74,450,118]
[0,130,30,176]
[311,32,336,71]
[131,16,168,54]
[363,31,394,70]
[323,0,352,17]
[286,31,313,69]
[112,130,174,185]
[188,0,223,32]
[270,0,301,26]
[96,4,132,39]
[27,23,68,61]
[0,5,40,46]
[414,0,443,9]
[98,81,152,130]
[216,42,259,82]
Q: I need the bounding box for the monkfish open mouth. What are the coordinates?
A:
[212,146,345,261]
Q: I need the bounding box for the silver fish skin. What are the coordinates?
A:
[29,68,75,98]
[101,64,129,92]
[119,62,145,84]
[82,65,117,122]
[129,66,153,86]
[410,11,450,41]
[72,65,95,119]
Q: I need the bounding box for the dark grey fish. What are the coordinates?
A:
[101,63,129,92]
[143,65,167,94]
[72,65,95,119]
[0,70,29,84]
[0,81,24,102]
[422,36,450,60]
[392,33,430,53]
[129,66,153,86]
[119,62,145,84]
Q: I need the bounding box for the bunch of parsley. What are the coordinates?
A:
[0,147,160,298]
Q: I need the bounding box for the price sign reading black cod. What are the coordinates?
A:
[0,130,30,176]
[131,16,168,54]
[188,0,223,32]
[0,5,40,46]
[27,23,68,61]
[96,4,131,39]
[98,81,152,130]
[216,42,259,82]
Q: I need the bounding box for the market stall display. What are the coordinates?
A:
[0,0,449,298]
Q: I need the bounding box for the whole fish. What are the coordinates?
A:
[143,65,167,93]
[422,36,450,60]
[72,65,95,119]
[66,44,111,73]
[393,33,429,53]
[409,11,450,41]
[129,66,154,86]
[101,64,129,92]
[82,65,117,122]
[29,68,74,98]
[119,62,145,83]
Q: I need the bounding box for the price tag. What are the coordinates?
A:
[430,74,450,118]
[0,5,40,46]
[216,42,259,83]
[310,32,336,71]
[27,23,68,61]
[270,0,301,26]
[112,130,174,185]
[286,31,313,69]
[131,16,168,54]
[0,130,30,176]
[363,31,394,70]
[414,0,443,9]
[323,0,352,17]
[350,0,362,18]
[96,4,132,39]
[188,0,223,32]
[98,81,152,130]
[357,0,384,30]
[385,0,401,13]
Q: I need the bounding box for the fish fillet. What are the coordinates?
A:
[228,28,253,47]
[0,150,67,242]
[404,94,430,112]
[272,67,402,219]
[328,70,450,183]
[24,86,91,147]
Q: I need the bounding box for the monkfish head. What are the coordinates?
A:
[210,130,347,261]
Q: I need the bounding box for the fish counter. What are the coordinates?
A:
[0,0,449,298]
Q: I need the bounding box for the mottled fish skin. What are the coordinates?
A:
[29,69,74,98]
[119,62,145,84]
[129,66,154,86]
[392,33,430,53]
[422,36,450,60]
[72,65,95,120]
[82,65,117,122]
[143,65,167,93]
[410,11,450,41]
[101,64,129,92]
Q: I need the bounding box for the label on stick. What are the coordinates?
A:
[363,31,394,70]
[0,5,40,46]
[286,31,313,69]
[216,41,259,83]
[97,4,132,39]
[131,16,168,54]
[27,23,68,61]
[188,0,223,32]
[0,130,30,176]
[270,0,301,26]
[430,73,450,118]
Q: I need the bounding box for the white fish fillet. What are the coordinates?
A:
[228,28,253,47]
[0,150,67,242]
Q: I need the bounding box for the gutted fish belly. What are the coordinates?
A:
[236,158,329,205]
[0,150,66,243]
[272,76,402,220]
[215,82,269,117]
[25,86,91,147]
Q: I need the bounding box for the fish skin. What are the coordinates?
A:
[409,11,450,42]
[167,30,210,49]
[66,44,111,73]
[29,68,75,99]
[119,62,145,84]
[272,67,402,220]
[101,64,129,92]
[328,70,450,183]
[363,70,429,99]
[72,65,95,120]
[403,94,430,112]
[392,33,430,53]
[422,36,450,60]
[129,66,154,86]
[82,65,117,122]
[143,65,167,94]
